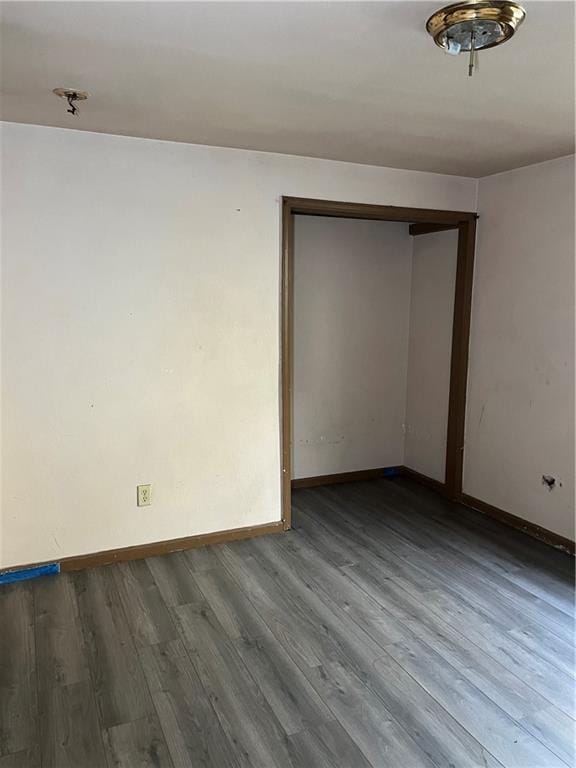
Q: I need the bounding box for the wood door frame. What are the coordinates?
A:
[280,196,478,530]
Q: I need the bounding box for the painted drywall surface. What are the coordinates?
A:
[464,155,575,539]
[293,217,412,478]
[404,230,458,483]
[0,122,477,568]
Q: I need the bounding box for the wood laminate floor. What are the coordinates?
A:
[1,478,574,767]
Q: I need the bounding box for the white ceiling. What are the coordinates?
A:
[1,1,574,177]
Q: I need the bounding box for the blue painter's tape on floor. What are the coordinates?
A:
[0,562,60,585]
[383,467,401,477]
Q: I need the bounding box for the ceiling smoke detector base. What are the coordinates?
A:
[52,88,89,101]
[53,88,89,115]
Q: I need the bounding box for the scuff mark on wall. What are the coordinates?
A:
[542,475,556,491]
[297,434,346,446]
[477,404,486,429]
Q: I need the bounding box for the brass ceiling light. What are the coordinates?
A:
[427,1,526,76]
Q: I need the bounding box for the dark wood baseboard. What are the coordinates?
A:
[461,494,575,555]
[401,466,446,495]
[62,521,284,571]
[2,521,284,576]
[292,467,401,489]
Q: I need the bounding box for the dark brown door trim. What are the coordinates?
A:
[280,196,477,529]
[445,218,477,497]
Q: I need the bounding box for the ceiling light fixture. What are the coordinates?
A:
[53,88,89,116]
[427,1,526,76]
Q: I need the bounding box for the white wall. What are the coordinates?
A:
[405,230,458,482]
[464,155,575,540]
[293,217,411,478]
[0,122,477,568]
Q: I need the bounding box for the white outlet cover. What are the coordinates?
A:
[137,484,152,506]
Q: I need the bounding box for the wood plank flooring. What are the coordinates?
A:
[1,478,574,767]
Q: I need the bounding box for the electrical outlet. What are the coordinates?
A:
[137,484,152,506]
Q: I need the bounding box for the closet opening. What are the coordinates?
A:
[280,197,477,530]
